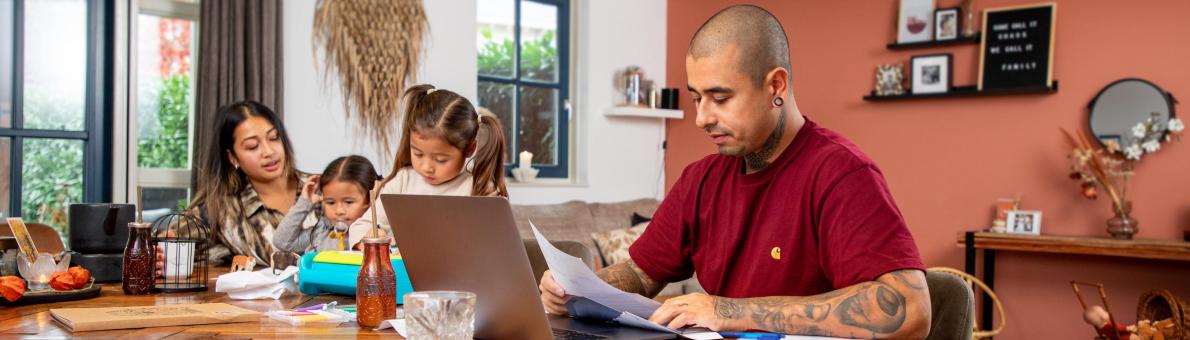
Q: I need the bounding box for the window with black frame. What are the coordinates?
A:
[0,0,111,241]
[476,0,570,179]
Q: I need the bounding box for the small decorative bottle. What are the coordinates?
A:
[356,236,396,327]
[122,222,155,295]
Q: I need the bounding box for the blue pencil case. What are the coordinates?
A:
[297,250,414,303]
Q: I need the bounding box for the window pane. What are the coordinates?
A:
[0,0,13,128]
[137,14,194,169]
[0,138,9,217]
[141,187,188,223]
[477,0,515,78]
[477,81,516,163]
[519,1,558,83]
[519,86,558,166]
[23,0,87,131]
[21,138,83,238]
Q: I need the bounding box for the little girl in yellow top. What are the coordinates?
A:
[348,84,508,248]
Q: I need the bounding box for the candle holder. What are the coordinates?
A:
[511,167,539,183]
[152,213,211,292]
[17,252,70,291]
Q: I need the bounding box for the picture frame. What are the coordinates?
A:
[875,64,905,96]
[910,53,952,94]
[934,8,960,41]
[1006,210,1042,235]
[898,0,936,44]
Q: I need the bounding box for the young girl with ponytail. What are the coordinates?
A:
[347,84,508,248]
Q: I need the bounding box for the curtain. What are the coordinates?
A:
[193,0,284,184]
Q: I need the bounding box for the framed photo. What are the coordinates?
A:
[1006,210,1042,235]
[911,53,952,94]
[898,0,936,43]
[934,8,960,41]
[874,64,905,96]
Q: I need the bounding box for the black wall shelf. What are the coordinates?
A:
[863,81,1058,101]
[887,33,981,50]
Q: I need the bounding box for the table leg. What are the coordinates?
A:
[964,232,976,276]
[982,249,996,336]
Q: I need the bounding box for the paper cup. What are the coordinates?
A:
[160,241,195,279]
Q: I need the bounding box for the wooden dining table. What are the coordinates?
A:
[0,267,396,339]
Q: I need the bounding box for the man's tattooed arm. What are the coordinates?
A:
[712,269,931,339]
[595,259,666,298]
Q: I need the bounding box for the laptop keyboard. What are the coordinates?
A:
[552,328,610,340]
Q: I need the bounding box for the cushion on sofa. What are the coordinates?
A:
[590,221,648,266]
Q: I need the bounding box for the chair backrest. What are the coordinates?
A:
[522,239,596,285]
[925,269,975,340]
[0,221,66,255]
[928,267,1006,339]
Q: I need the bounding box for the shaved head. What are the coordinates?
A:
[688,5,791,88]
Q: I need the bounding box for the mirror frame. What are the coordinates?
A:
[1087,78,1178,148]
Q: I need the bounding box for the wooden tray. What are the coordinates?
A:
[1,278,101,306]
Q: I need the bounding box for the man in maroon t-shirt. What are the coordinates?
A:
[541,5,931,338]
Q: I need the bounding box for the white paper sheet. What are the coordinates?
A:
[214,266,299,300]
[531,222,662,318]
[376,318,406,336]
[532,222,722,340]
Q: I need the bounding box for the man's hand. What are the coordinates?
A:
[648,293,734,331]
[539,270,572,315]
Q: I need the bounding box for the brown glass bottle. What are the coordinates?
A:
[356,236,396,327]
[122,222,155,295]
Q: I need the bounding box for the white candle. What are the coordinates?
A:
[519,151,533,169]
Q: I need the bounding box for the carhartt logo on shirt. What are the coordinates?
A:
[770,247,781,260]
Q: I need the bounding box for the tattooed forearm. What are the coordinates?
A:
[595,260,664,297]
[713,270,930,339]
[834,283,907,334]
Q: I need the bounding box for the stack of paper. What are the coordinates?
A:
[531,222,722,339]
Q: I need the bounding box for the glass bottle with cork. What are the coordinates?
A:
[356,204,396,327]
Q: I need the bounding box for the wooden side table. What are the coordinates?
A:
[957,231,1190,333]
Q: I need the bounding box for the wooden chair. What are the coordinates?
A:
[928,267,1006,339]
[0,220,66,255]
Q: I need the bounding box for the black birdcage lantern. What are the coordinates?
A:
[151,213,210,292]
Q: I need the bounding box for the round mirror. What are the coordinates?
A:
[1088,79,1177,150]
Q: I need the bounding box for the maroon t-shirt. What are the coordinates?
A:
[629,119,924,298]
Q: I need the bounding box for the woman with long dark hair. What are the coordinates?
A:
[188,100,307,263]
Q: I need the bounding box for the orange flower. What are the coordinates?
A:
[0,276,26,302]
[50,271,77,291]
[67,266,90,288]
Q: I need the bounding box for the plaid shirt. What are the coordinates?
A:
[198,174,309,264]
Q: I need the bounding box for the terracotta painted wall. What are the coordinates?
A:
[665,1,1190,338]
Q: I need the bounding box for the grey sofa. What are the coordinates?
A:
[511,198,703,296]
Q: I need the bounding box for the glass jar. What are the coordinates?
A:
[122,222,155,295]
[356,236,396,327]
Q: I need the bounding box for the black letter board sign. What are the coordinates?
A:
[978,3,1056,91]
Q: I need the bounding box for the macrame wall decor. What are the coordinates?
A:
[313,0,428,158]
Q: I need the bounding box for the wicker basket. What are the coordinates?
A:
[1137,289,1189,340]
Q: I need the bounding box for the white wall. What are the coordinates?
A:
[284,0,668,205]
[284,0,477,170]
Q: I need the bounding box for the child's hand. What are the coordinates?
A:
[302,175,322,204]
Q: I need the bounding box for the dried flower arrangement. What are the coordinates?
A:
[1063,114,1183,238]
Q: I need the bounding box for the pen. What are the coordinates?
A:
[294,303,325,312]
[718,331,783,339]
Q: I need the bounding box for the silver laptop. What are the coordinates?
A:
[383,194,677,340]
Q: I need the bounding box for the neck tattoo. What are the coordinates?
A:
[743,108,786,172]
